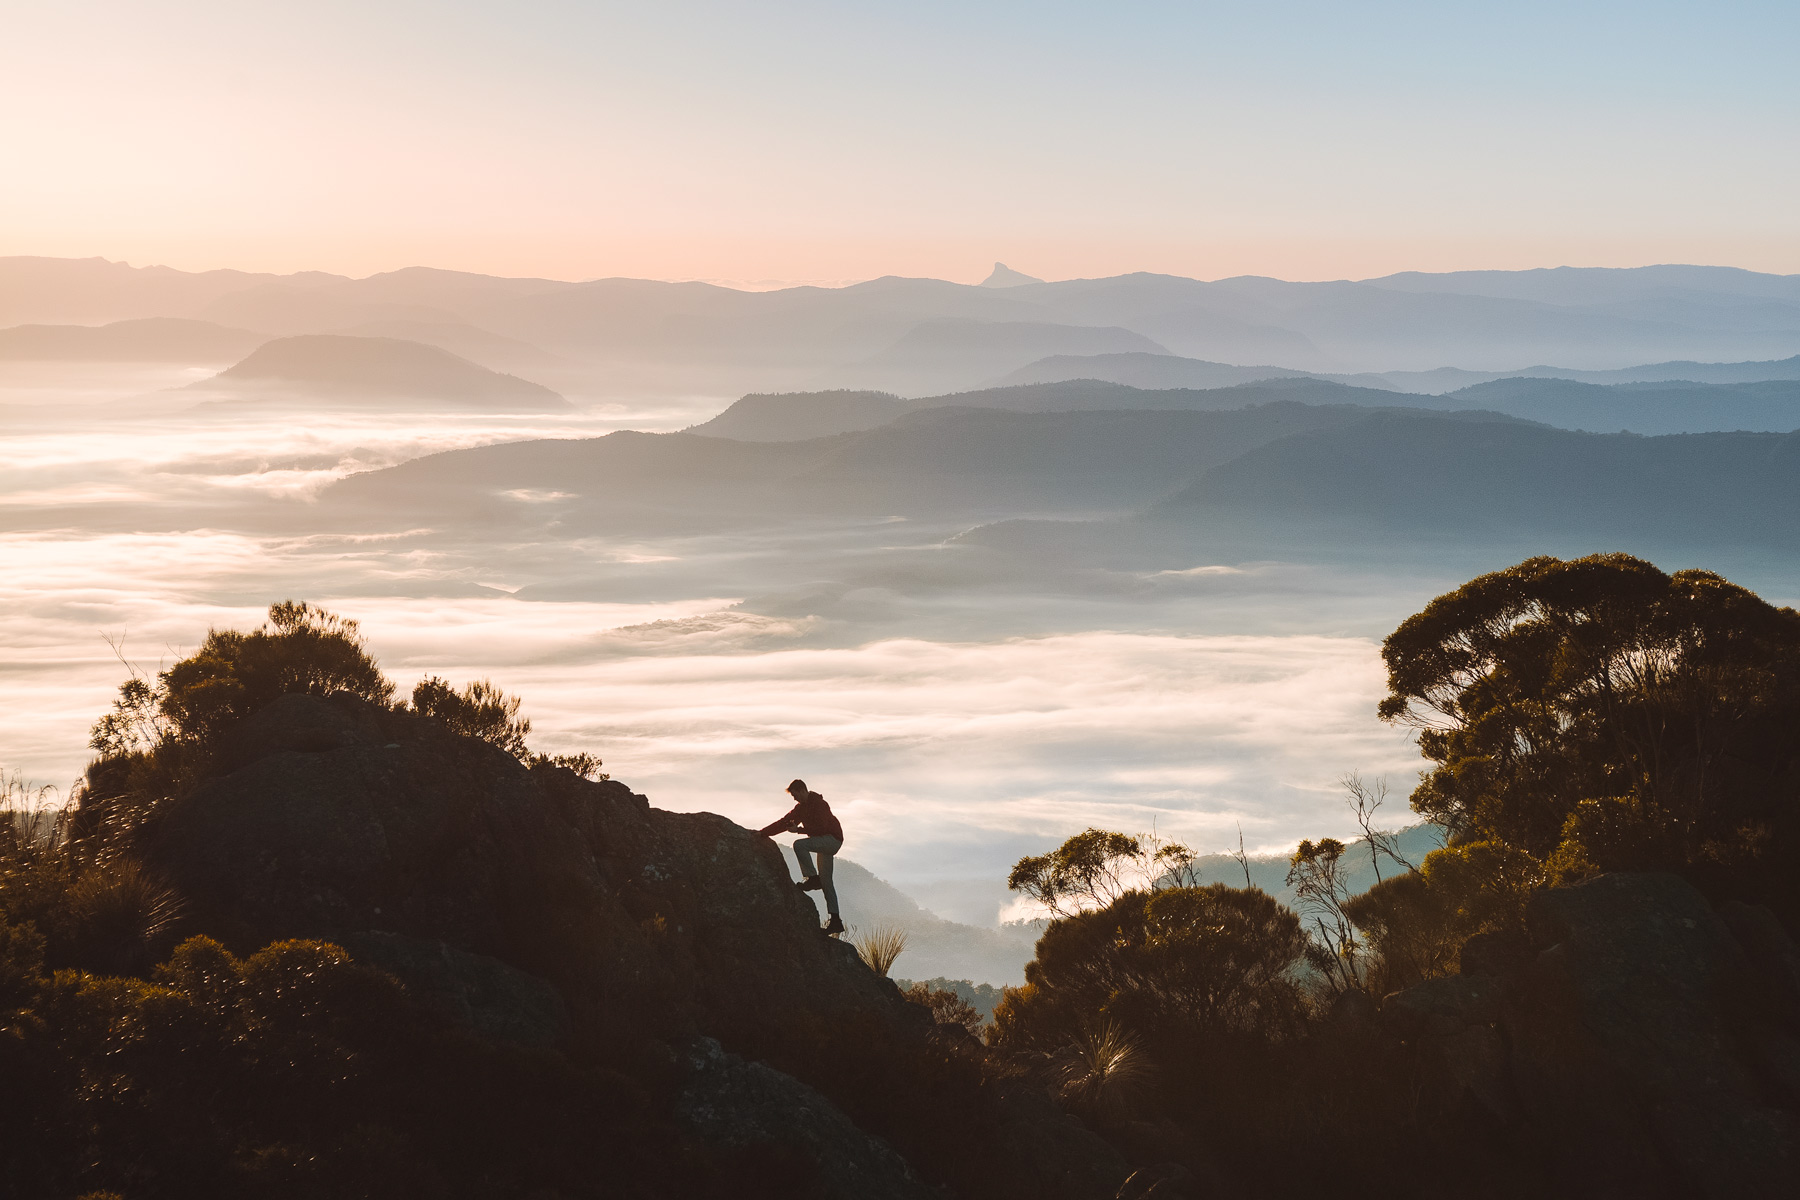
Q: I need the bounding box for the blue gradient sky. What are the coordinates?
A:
[3,1,1796,280]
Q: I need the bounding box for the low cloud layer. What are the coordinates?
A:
[4,375,1450,925]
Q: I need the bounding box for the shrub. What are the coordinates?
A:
[902,982,985,1037]
[5,933,714,1198]
[0,917,46,1015]
[1049,1021,1151,1117]
[0,795,183,975]
[155,601,394,749]
[61,858,184,975]
[75,602,397,845]
[991,884,1308,1055]
[532,750,608,780]
[1343,840,1542,993]
[411,675,532,759]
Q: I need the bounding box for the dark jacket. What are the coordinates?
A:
[759,791,844,843]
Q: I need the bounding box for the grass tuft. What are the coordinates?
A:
[1052,1020,1151,1114]
[850,923,908,976]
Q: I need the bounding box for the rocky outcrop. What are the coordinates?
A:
[1381,872,1800,1199]
[679,1037,935,1200]
[145,690,1130,1198]
[343,930,571,1046]
[157,692,900,1055]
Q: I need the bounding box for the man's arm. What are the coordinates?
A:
[758,804,801,837]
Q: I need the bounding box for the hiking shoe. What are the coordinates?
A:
[823,914,845,935]
[796,877,823,892]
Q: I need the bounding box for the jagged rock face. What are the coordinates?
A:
[1384,872,1800,1200]
[151,692,903,1057]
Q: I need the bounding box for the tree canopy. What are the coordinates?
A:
[991,883,1308,1055]
[1379,553,1800,911]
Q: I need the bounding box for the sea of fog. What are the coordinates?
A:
[4,363,1456,926]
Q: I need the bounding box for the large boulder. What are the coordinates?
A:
[678,1037,935,1200]
[145,691,1130,1199]
[1383,872,1800,1199]
[343,930,571,1047]
[151,692,898,1058]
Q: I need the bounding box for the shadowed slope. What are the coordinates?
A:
[1160,412,1800,548]
[697,374,1800,443]
[328,401,1414,530]
[805,858,1038,986]
[689,377,1409,442]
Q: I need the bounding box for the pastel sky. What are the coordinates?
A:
[3,1,1796,283]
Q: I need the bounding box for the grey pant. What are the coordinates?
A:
[793,835,842,917]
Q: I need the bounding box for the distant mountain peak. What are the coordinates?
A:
[978,262,1043,288]
[192,333,570,411]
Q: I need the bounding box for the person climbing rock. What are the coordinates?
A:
[758,778,845,935]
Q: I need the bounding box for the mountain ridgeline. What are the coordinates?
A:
[0,316,266,362]
[327,379,1800,558]
[7,256,1800,396]
[692,375,1800,439]
[993,349,1800,395]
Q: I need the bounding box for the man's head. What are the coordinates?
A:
[787,778,808,798]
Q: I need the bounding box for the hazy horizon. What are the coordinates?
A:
[11,253,1800,292]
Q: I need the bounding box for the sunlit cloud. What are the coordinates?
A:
[1154,564,1251,578]
[501,489,577,503]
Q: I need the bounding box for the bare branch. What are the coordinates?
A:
[1342,771,1418,879]
[1231,823,1254,890]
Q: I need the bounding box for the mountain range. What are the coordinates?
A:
[0,316,265,362]
[992,349,1800,394]
[1159,413,1800,550]
[7,256,1797,395]
[328,385,1800,558]
[326,400,1497,531]
[693,375,1800,441]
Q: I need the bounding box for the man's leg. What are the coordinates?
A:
[792,838,819,878]
[818,849,839,918]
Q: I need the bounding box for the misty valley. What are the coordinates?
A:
[5,257,1800,1199]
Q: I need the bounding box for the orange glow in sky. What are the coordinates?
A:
[4,2,1796,284]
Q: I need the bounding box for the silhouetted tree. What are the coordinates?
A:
[992,883,1308,1054]
[1007,827,1201,919]
[1379,553,1800,912]
[1286,838,1363,996]
[1007,828,1146,919]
